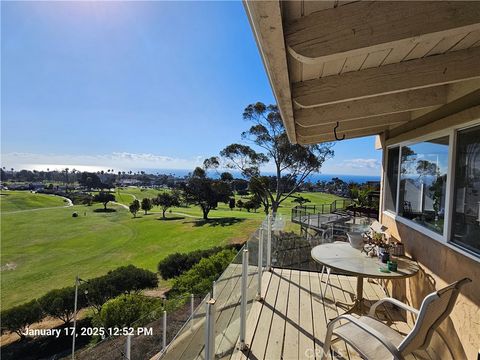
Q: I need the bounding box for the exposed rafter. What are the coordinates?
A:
[295,86,446,127]
[297,126,391,145]
[285,1,480,64]
[293,46,480,108]
[296,112,410,138]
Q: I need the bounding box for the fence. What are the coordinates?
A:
[291,198,355,224]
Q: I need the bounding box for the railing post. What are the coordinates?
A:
[190,294,194,332]
[256,229,263,301]
[266,214,272,271]
[205,297,216,360]
[239,248,249,351]
[125,334,131,360]
[162,310,167,351]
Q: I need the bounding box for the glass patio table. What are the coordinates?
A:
[311,242,419,314]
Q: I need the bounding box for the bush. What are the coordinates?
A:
[158,245,241,279]
[83,265,158,311]
[92,294,162,329]
[169,249,237,297]
[0,300,43,338]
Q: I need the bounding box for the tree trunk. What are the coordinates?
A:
[162,209,166,219]
[103,202,107,210]
[202,208,209,220]
[271,201,279,215]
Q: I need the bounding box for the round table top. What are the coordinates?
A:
[311,242,419,279]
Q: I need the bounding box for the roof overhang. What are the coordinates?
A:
[244,0,480,145]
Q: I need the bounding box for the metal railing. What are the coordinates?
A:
[291,198,355,225]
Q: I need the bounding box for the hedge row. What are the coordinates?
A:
[158,244,242,279]
[0,265,158,338]
[168,249,237,298]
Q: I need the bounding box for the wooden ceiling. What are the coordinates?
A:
[244,1,480,144]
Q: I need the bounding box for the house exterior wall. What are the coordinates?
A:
[379,111,480,359]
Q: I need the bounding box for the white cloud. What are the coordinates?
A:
[340,158,381,169]
[0,152,205,172]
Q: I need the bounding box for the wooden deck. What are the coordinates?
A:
[232,269,433,360]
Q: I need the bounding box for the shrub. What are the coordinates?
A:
[0,300,43,338]
[83,265,158,312]
[92,294,162,329]
[169,249,237,297]
[158,245,241,279]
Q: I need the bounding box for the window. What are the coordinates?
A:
[385,147,399,212]
[451,125,480,254]
[398,136,449,235]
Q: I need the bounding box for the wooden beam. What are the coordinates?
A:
[298,126,389,145]
[243,1,297,143]
[296,113,410,138]
[295,86,446,127]
[285,1,480,64]
[388,88,480,139]
[293,47,480,108]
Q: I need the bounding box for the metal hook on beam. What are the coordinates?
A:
[334,121,345,141]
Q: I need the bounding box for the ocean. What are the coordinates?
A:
[148,169,380,184]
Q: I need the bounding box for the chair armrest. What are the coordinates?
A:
[327,315,405,360]
[369,297,419,318]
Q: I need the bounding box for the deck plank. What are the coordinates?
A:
[247,268,281,360]
[264,269,291,360]
[298,271,315,359]
[282,269,300,360]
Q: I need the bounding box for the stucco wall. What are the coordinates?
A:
[381,213,480,359]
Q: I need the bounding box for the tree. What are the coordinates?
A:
[129,199,140,218]
[93,294,161,329]
[236,199,244,211]
[183,167,232,220]
[38,287,82,324]
[229,198,235,211]
[212,102,334,214]
[141,198,152,215]
[93,191,116,210]
[220,172,234,182]
[1,300,43,338]
[153,192,180,219]
[292,196,311,205]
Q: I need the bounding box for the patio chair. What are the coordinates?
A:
[321,278,472,360]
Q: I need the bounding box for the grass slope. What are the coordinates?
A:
[0,189,342,309]
[0,191,67,212]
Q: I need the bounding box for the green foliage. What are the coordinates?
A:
[292,196,311,205]
[228,198,235,210]
[157,245,240,279]
[129,199,140,218]
[0,300,43,338]
[169,249,237,297]
[183,170,232,220]
[38,286,81,324]
[93,191,116,210]
[236,199,244,211]
[217,102,334,213]
[93,294,162,329]
[141,198,153,215]
[83,265,158,312]
[153,192,180,219]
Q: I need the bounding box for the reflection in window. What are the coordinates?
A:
[385,147,399,212]
[452,126,480,254]
[398,137,449,234]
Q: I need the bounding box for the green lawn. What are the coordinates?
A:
[0,191,67,212]
[0,189,342,309]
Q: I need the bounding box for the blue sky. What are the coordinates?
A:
[1,1,381,176]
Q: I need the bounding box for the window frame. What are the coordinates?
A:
[382,120,480,261]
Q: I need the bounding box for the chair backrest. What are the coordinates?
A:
[399,278,472,355]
